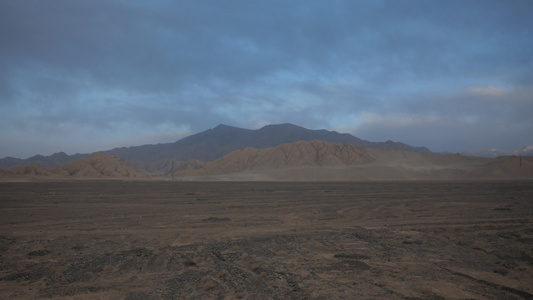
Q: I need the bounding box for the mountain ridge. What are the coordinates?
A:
[0,153,149,180]
[192,140,375,175]
[461,144,533,158]
[0,152,90,170]
[174,140,533,181]
[107,123,431,171]
[0,123,431,171]
[2,141,532,181]
[49,152,150,178]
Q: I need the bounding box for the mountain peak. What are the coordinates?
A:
[261,123,303,129]
[0,123,432,171]
[49,152,69,158]
[214,124,238,130]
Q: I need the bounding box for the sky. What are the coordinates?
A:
[1,0,532,158]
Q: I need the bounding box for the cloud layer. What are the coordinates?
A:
[1,0,532,157]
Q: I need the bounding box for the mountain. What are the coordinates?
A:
[8,163,60,177]
[0,153,148,180]
[104,123,429,172]
[0,123,430,172]
[514,145,533,156]
[461,144,533,158]
[49,152,149,178]
[173,140,533,181]
[461,148,510,158]
[2,142,531,181]
[176,140,374,176]
[0,152,89,170]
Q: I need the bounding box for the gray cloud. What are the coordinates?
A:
[1,0,532,157]
[354,85,533,152]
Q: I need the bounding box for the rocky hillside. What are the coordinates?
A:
[106,123,429,172]
[210,140,374,173]
[49,152,149,178]
[175,140,374,177]
[0,152,89,170]
[1,123,430,172]
[0,153,149,180]
[8,163,60,177]
[173,141,533,181]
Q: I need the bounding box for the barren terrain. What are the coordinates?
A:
[173,141,533,181]
[1,180,532,299]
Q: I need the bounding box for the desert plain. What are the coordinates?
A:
[1,180,532,299]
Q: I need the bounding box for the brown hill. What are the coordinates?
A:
[0,168,13,178]
[49,152,149,178]
[213,140,374,172]
[1,123,430,172]
[466,155,533,179]
[174,140,374,177]
[173,140,533,181]
[105,123,429,172]
[9,163,59,177]
[339,148,493,181]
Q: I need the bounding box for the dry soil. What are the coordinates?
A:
[1,180,532,299]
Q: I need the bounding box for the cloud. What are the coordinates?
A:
[0,0,532,157]
[353,85,533,152]
[467,86,508,97]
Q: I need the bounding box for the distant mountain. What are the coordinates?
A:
[175,140,375,176]
[0,152,89,170]
[49,152,149,178]
[8,163,60,177]
[174,140,533,181]
[0,153,149,180]
[461,148,511,158]
[2,142,532,181]
[0,123,430,172]
[514,145,533,156]
[104,123,430,172]
[462,144,533,158]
